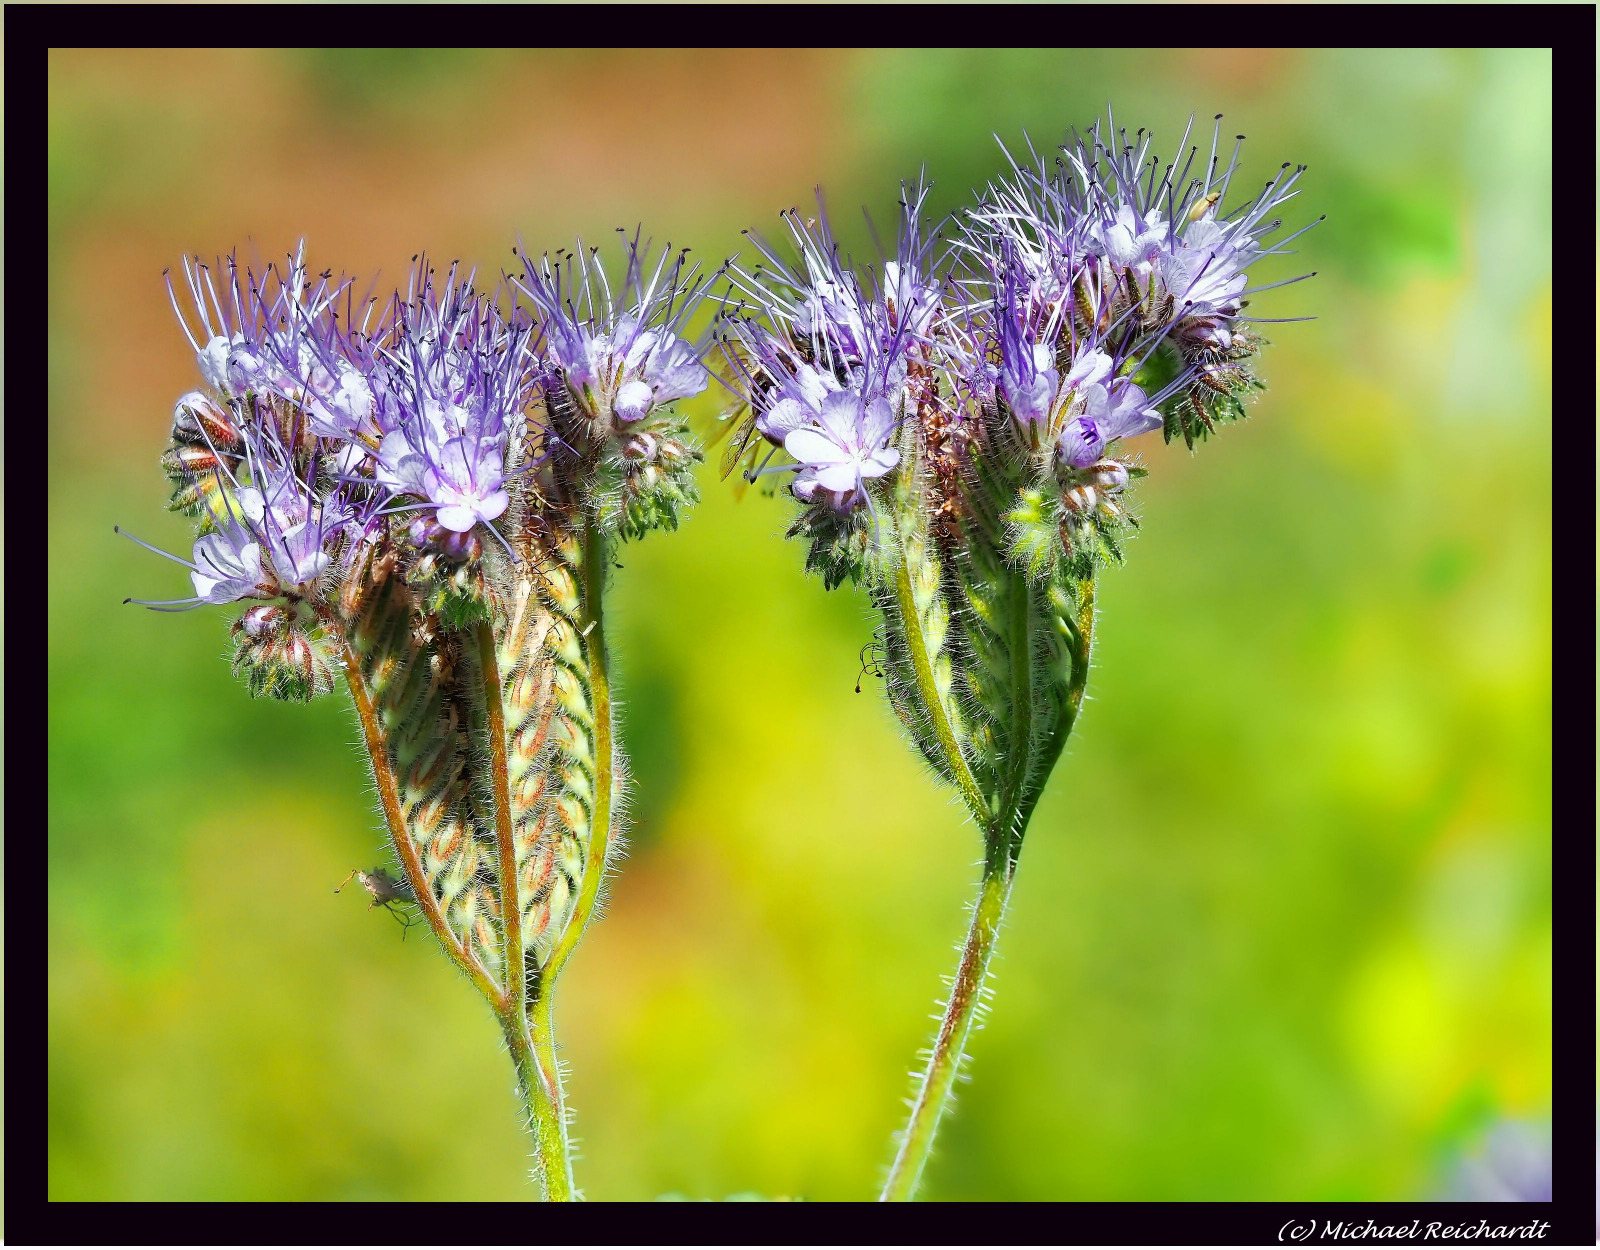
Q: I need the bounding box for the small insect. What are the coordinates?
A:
[1187,189,1223,222]
[716,405,764,483]
[336,867,422,938]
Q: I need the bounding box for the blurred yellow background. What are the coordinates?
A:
[48,48,1551,1201]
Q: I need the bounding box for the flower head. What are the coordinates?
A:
[718,181,942,513]
[370,261,536,534]
[516,232,710,436]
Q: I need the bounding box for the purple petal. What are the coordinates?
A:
[614,379,653,423]
[759,398,812,441]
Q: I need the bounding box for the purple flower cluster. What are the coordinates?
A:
[719,182,943,511]
[514,231,710,437]
[369,260,534,535]
[719,115,1316,519]
[127,233,714,616]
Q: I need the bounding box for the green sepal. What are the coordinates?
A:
[791,508,873,591]
[594,416,706,544]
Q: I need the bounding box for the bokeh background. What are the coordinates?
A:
[48,49,1551,1201]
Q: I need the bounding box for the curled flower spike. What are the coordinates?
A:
[719,110,1317,1202]
[127,229,717,1200]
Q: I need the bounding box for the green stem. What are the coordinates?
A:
[995,570,1036,862]
[507,1017,575,1201]
[1014,575,1096,844]
[477,621,576,1200]
[892,549,990,831]
[476,621,526,1019]
[517,508,615,1201]
[881,863,1013,1202]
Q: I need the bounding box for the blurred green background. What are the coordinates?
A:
[48,49,1551,1201]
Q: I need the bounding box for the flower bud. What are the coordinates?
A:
[234,603,288,639]
[1085,460,1129,493]
[231,622,334,702]
[1062,484,1098,513]
[622,431,659,461]
[172,391,240,450]
[438,528,482,563]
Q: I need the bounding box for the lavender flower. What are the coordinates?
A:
[370,261,535,535]
[123,415,350,610]
[718,182,940,513]
[515,232,710,437]
[133,229,715,1201]
[168,242,379,441]
[785,392,900,511]
[720,112,1318,1203]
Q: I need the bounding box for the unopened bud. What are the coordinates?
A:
[172,391,240,449]
[282,632,317,682]
[1086,460,1129,493]
[1062,484,1098,513]
[438,528,482,563]
[234,603,288,639]
[623,432,659,461]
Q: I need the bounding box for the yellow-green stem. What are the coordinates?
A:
[537,508,615,990]
[476,621,525,1019]
[508,1017,575,1201]
[880,864,1013,1202]
[995,570,1036,862]
[476,620,575,1199]
[518,509,615,1201]
[880,572,1097,1200]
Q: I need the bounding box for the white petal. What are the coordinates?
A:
[785,427,850,467]
[614,379,653,423]
[435,505,477,533]
[813,461,860,492]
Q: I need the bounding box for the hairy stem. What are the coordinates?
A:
[341,647,501,1008]
[477,620,576,1200]
[516,508,616,1201]
[892,551,990,830]
[995,569,1036,861]
[1014,575,1096,845]
[881,864,1012,1202]
[508,1018,576,1201]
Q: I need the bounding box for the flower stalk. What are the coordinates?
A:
[716,111,1314,1200]
[126,233,713,1200]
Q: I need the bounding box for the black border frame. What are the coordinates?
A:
[24,9,1590,1244]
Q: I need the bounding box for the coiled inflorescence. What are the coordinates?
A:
[716,113,1317,834]
[124,232,714,989]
